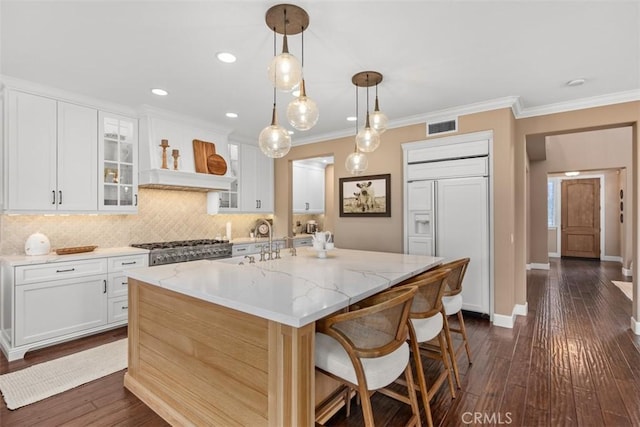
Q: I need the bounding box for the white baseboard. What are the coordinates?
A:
[530,263,550,270]
[493,302,528,329]
[631,317,640,335]
[548,253,560,258]
[513,302,528,316]
[493,312,515,329]
[601,255,623,263]
[623,267,633,277]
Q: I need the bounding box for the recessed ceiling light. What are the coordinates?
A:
[151,88,168,96]
[225,112,238,118]
[288,130,294,135]
[216,52,236,63]
[566,78,586,87]
[346,116,357,122]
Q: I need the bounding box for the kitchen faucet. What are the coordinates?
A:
[255,219,278,261]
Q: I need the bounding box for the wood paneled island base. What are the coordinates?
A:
[124,279,315,426]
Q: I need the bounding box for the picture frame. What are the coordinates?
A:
[339,174,391,217]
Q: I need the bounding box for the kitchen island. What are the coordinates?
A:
[124,248,442,426]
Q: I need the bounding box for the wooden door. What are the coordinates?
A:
[561,178,600,258]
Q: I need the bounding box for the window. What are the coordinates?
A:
[547,179,557,227]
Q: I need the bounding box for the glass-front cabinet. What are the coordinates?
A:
[98,112,138,212]
[218,143,239,211]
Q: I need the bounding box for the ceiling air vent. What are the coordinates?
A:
[427,117,457,136]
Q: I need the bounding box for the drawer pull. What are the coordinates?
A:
[56,268,75,273]
[121,261,137,265]
[121,282,128,286]
[103,279,107,294]
[121,306,128,310]
[237,247,247,252]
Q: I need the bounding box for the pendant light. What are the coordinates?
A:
[266,5,306,93]
[353,71,382,153]
[369,81,388,134]
[286,24,319,131]
[259,27,291,158]
[345,85,368,175]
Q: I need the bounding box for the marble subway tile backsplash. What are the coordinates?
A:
[0,189,271,255]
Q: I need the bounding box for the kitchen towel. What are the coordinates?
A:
[0,338,127,410]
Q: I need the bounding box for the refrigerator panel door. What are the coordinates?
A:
[407,180,433,211]
[408,237,434,256]
[436,176,489,314]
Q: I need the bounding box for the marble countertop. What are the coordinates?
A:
[0,247,149,266]
[126,248,443,328]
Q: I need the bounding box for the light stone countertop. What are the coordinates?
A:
[126,248,443,328]
[0,247,149,267]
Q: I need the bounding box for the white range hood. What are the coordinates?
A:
[139,169,234,192]
[138,106,236,192]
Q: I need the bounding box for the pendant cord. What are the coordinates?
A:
[366,74,370,115]
[301,26,304,68]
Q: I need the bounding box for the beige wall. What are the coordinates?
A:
[0,188,269,255]
[516,101,640,320]
[527,125,633,265]
[275,108,518,318]
[548,228,558,253]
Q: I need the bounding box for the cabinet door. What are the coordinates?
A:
[7,91,57,211]
[219,143,240,211]
[15,275,108,346]
[307,167,325,213]
[292,164,307,212]
[99,112,138,212]
[240,144,274,213]
[57,102,98,211]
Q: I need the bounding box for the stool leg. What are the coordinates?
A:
[457,311,472,364]
[438,330,457,399]
[404,364,423,427]
[344,387,351,417]
[408,327,434,427]
[358,384,375,427]
[442,310,462,388]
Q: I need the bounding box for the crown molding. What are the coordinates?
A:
[293,127,355,146]
[137,104,233,136]
[1,74,138,117]
[516,89,640,118]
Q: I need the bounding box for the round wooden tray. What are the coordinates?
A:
[207,154,228,175]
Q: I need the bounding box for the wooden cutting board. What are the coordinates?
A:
[207,154,228,175]
[192,139,217,173]
[193,139,228,175]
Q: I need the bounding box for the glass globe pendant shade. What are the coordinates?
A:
[369,97,388,134]
[259,107,292,158]
[345,150,368,175]
[356,114,381,153]
[286,80,319,130]
[267,35,302,92]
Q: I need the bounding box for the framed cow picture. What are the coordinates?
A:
[339,174,391,217]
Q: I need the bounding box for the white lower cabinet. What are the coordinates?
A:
[1,251,148,361]
[15,275,108,346]
[293,236,314,247]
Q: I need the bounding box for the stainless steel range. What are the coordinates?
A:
[131,239,232,266]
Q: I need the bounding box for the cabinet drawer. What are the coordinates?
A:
[15,258,108,285]
[293,237,313,247]
[108,254,148,273]
[108,296,128,323]
[108,273,129,298]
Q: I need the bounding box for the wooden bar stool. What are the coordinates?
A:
[315,286,422,427]
[433,258,472,388]
[395,268,456,427]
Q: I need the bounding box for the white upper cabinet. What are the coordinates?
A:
[98,112,138,212]
[293,164,325,214]
[240,144,274,213]
[5,91,97,212]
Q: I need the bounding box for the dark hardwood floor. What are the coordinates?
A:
[1,258,638,426]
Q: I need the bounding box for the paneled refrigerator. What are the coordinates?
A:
[405,155,490,315]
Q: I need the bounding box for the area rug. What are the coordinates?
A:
[612,280,633,300]
[0,338,127,410]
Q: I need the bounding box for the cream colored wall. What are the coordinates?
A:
[0,188,269,255]
[548,228,558,253]
[528,126,633,264]
[275,108,518,318]
[529,161,549,263]
[516,101,639,321]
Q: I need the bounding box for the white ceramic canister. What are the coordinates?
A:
[24,232,51,255]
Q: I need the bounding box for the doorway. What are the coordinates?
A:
[561,177,600,258]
